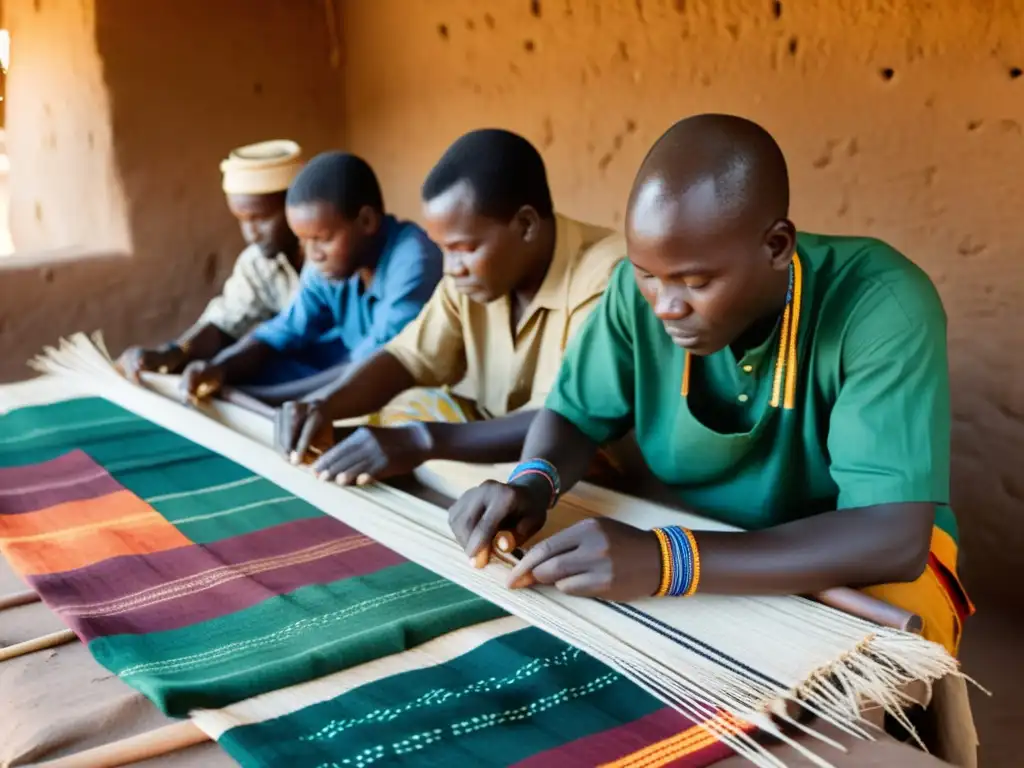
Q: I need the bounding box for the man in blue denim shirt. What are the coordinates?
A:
[180,152,442,403]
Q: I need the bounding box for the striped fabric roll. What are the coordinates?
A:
[0,396,744,766]
[195,617,744,767]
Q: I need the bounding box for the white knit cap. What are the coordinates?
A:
[220,139,303,195]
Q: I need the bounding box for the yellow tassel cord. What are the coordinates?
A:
[679,350,691,397]
[783,254,803,409]
[768,300,792,408]
[679,252,802,410]
[768,252,803,410]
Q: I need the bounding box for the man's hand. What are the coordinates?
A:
[448,480,550,564]
[117,345,186,383]
[506,517,662,600]
[275,400,329,463]
[310,425,432,485]
[179,361,225,403]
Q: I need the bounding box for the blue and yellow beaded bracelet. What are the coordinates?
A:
[652,526,701,597]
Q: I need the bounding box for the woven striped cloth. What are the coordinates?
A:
[0,395,744,766]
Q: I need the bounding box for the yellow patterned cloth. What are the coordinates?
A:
[864,525,973,656]
[373,388,481,427]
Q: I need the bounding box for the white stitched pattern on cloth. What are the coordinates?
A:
[59,536,376,617]
[170,496,297,526]
[314,674,619,768]
[0,466,109,497]
[303,645,586,741]
[117,580,458,678]
[145,476,263,503]
[0,416,139,445]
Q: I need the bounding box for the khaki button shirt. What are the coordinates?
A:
[386,214,625,417]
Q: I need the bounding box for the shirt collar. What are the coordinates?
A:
[273,251,300,280]
[364,215,399,294]
[531,214,582,311]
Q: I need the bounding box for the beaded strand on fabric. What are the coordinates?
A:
[679,251,803,410]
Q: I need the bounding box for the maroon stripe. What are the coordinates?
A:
[510,708,735,768]
[0,451,123,515]
[27,516,405,640]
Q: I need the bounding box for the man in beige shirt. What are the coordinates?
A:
[276,129,624,484]
[118,140,304,380]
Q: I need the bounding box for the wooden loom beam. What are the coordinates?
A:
[187,382,924,635]
[0,628,77,662]
[32,721,209,768]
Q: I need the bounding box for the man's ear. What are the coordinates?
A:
[356,205,382,236]
[512,205,542,244]
[765,218,796,272]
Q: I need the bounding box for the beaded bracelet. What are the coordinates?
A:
[652,526,701,597]
[507,458,561,509]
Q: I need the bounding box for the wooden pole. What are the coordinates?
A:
[33,721,209,768]
[814,587,922,634]
[0,628,77,662]
[0,589,41,611]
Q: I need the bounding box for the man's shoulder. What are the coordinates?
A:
[803,232,946,331]
[389,218,440,256]
[559,215,627,307]
[231,243,266,272]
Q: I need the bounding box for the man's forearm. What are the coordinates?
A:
[520,409,601,494]
[690,502,933,594]
[238,362,350,406]
[176,323,235,365]
[424,410,538,465]
[210,337,274,384]
[316,351,418,420]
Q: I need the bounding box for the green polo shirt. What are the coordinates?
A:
[546,232,956,540]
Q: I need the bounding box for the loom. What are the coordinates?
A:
[0,332,971,768]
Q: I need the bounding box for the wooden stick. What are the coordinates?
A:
[215,386,277,420]
[33,721,209,768]
[0,589,41,611]
[136,372,276,420]
[0,628,77,661]
[494,545,921,633]
[814,587,923,634]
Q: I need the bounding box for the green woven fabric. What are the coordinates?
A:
[0,397,504,715]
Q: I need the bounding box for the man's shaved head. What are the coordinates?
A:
[629,114,789,241]
[626,114,796,356]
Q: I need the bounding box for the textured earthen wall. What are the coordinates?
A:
[4,0,128,253]
[0,0,343,375]
[337,0,1024,606]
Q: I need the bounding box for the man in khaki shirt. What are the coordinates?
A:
[276,129,624,483]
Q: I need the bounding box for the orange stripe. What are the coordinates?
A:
[680,352,691,397]
[0,490,190,576]
[601,712,753,768]
[0,489,149,540]
[599,723,713,768]
[635,714,751,768]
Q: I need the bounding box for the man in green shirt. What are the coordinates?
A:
[447,114,971,657]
